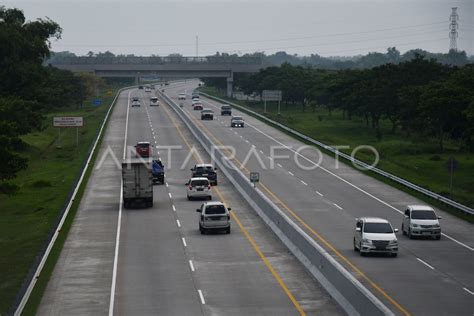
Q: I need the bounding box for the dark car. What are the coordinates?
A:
[138,85,144,89]
[231,116,244,127]
[152,159,165,184]
[201,108,214,120]
[221,105,232,116]
[191,164,217,185]
[135,142,151,158]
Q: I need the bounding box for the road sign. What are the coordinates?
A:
[262,90,282,101]
[93,99,102,106]
[53,117,83,127]
[107,90,113,96]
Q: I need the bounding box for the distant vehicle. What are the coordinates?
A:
[231,116,244,127]
[186,177,212,200]
[191,163,217,185]
[402,205,441,240]
[145,87,151,92]
[193,103,203,110]
[122,159,153,208]
[152,159,165,184]
[178,93,186,100]
[192,98,200,105]
[131,97,140,107]
[135,141,151,158]
[164,81,169,86]
[150,97,160,106]
[138,85,144,89]
[201,108,214,120]
[196,201,231,234]
[192,91,199,98]
[221,105,232,116]
[198,81,204,87]
[353,217,398,257]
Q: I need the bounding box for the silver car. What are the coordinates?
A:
[354,217,399,257]
[402,205,441,240]
[196,201,231,234]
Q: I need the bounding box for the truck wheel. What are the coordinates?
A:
[226,227,231,234]
[187,195,191,201]
[402,224,406,235]
[208,196,212,201]
[353,238,358,251]
[435,235,441,240]
[408,228,413,239]
[391,253,398,257]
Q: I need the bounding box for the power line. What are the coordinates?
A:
[53,21,447,49]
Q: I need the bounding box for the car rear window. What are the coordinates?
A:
[195,166,214,173]
[191,180,209,186]
[137,143,150,148]
[233,116,243,120]
[363,223,393,233]
[205,205,226,214]
[221,106,231,110]
[411,210,437,220]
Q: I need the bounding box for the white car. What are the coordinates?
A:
[186,177,212,200]
[192,98,200,105]
[354,217,398,257]
[145,87,151,92]
[196,201,231,234]
[150,97,159,106]
[402,205,441,240]
[178,93,186,100]
[131,97,140,107]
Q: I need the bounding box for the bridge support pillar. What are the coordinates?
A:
[226,75,233,98]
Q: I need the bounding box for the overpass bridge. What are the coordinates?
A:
[48,56,263,96]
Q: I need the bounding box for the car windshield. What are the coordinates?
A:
[411,210,437,219]
[222,106,231,109]
[205,205,226,214]
[191,180,208,186]
[233,117,243,121]
[363,223,393,233]
[195,166,213,172]
[151,97,158,101]
[132,97,139,101]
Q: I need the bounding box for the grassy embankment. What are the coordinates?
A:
[201,86,474,221]
[0,88,119,315]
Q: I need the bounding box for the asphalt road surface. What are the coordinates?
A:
[37,83,342,316]
[164,80,474,316]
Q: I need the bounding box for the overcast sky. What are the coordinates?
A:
[4,0,474,57]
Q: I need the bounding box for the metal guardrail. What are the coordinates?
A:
[159,91,393,316]
[47,56,263,65]
[11,86,134,316]
[200,92,474,216]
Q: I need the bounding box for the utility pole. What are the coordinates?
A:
[196,35,199,57]
[449,7,459,51]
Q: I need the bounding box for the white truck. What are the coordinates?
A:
[122,160,153,208]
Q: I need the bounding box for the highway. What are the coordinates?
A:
[164,80,474,316]
[36,83,342,315]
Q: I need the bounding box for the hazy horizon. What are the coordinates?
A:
[4,0,473,57]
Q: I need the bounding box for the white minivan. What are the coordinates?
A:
[402,205,441,240]
[186,177,212,200]
[354,217,399,257]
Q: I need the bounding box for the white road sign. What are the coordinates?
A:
[53,116,84,127]
[262,90,282,101]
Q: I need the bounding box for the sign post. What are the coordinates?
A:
[262,90,282,115]
[446,157,458,199]
[53,117,84,148]
[250,172,260,188]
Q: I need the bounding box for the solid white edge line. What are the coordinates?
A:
[333,203,343,210]
[240,118,473,252]
[176,220,181,228]
[417,258,435,270]
[198,289,206,304]
[463,287,474,295]
[182,237,187,247]
[189,260,195,272]
[109,89,131,316]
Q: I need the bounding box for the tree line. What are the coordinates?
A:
[0,7,104,194]
[206,56,474,152]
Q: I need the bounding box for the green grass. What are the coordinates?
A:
[0,89,119,315]
[201,86,474,219]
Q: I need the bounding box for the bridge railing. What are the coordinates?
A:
[47,56,262,65]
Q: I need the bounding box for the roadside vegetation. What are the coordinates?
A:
[200,58,474,210]
[0,6,121,314]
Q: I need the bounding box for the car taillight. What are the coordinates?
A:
[189,185,193,190]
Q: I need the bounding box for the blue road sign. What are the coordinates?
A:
[92,99,102,106]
